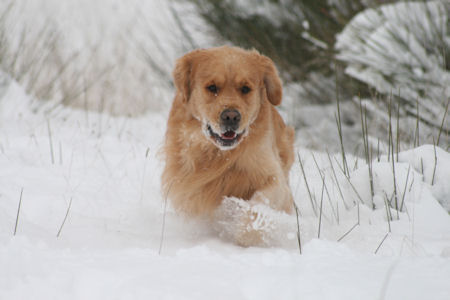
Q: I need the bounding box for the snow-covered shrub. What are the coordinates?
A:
[0,0,201,116]
[336,1,449,147]
[185,0,449,152]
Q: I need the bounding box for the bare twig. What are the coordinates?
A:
[47,118,55,164]
[337,223,358,242]
[396,97,400,162]
[298,152,318,216]
[377,138,380,162]
[57,197,73,238]
[311,153,338,222]
[414,98,420,148]
[436,97,449,146]
[333,157,365,205]
[400,165,411,211]
[334,68,349,177]
[383,192,392,232]
[58,141,63,165]
[326,150,349,210]
[293,201,302,254]
[431,138,437,185]
[335,112,349,177]
[388,93,392,162]
[420,157,424,175]
[359,97,374,209]
[374,232,389,254]
[388,97,399,219]
[14,188,24,235]
[357,202,360,225]
[317,176,325,239]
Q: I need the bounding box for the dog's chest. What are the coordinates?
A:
[219,151,274,197]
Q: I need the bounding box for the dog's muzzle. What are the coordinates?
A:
[204,109,246,150]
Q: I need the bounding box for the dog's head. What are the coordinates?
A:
[173,46,283,150]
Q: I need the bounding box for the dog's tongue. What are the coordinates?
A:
[221,131,237,140]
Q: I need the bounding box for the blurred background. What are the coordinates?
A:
[0,0,448,154]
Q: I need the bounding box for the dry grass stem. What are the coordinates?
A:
[337,222,358,242]
[14,188,24,236]
[293,201,302,254]
[57,197,73,238]
[298,152,318,217]
[374,232,389,254]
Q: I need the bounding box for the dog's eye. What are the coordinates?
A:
[241,86,251,94]
[207,85,218,94]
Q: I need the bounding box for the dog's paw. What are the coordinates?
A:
[213,196,293,247]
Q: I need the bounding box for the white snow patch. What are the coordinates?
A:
[0,75,450,299]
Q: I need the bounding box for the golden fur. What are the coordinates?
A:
[162,46,295,245]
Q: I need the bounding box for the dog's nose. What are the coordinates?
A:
[220,109,241,130]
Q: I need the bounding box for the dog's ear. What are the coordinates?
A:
[260,55,283,106]
[173,49,203,103]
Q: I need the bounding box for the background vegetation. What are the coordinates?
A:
[0,0,448,153]
[183,0,449,152]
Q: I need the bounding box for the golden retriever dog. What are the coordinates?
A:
[162,46,295,246]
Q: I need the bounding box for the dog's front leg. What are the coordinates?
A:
[231,180,294,246]
[250,178,294,214]
[214,177,294,247]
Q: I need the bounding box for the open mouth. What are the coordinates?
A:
[206,124,245,149]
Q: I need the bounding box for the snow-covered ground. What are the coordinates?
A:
[1,68,450,299]
[0,1,450,298]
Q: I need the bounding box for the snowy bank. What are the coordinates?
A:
[1,76,450,299]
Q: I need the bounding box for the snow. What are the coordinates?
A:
[1,67,450,299]
[1,1,450,297]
